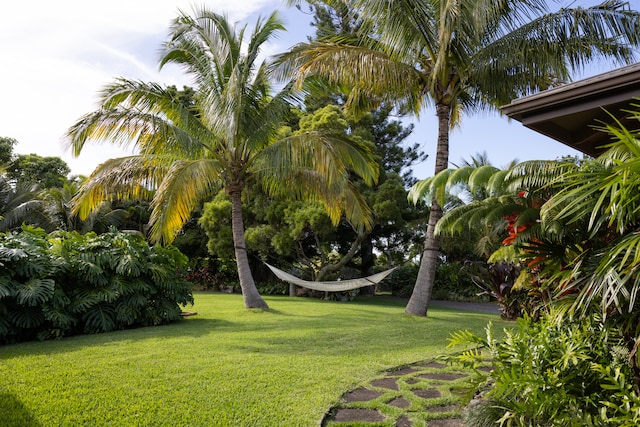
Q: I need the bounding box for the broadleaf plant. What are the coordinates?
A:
[0,226,193,344]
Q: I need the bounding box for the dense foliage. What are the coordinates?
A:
[449,312,640,426]
[434,105,640,423]
[0,226,193,344]
[6,154,70,188]
[384,262,479,301]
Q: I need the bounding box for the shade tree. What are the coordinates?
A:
[6,154,70,189]
[0,137,17,166]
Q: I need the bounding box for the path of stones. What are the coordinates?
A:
[321,360,484,426]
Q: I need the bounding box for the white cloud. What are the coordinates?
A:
[0,0,295,175]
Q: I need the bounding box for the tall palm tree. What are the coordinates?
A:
[279,0,640,315]
[65,8,378,309]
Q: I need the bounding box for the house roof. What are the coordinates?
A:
[500,62,640,157]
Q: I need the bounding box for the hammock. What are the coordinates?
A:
[265,263,397,292]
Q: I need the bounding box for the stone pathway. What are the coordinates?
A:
[321,360,480,426]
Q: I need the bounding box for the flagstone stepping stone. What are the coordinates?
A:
[344,387,384,402]
[371,377,399,390]
[333,408,385,422]
[418,373,468,381]
[322,359,476,426]
[420,361,447,369]
[426,418,464,427]
[412,388,441,399]
[388,367,420,376]
[388,396,411,408]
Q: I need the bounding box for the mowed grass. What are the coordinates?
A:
[0,293,505,426]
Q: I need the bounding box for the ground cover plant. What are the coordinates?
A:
[448,311,639,426]
[0,293,504,426]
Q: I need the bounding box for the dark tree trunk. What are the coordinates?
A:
[405,102,450,316]
[229,188,269,309]
[316,231,365,281]
[360,233,376,295]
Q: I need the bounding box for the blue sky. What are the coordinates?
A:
[0,0,631,179]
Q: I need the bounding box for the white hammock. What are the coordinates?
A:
[265,263,397,292]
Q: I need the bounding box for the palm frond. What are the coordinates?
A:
[149,159,222,245]
[468,165,501,194]
[473,1,639,104]
[66,81,212,161]
[71,156,163,220]
[275,39,426,116]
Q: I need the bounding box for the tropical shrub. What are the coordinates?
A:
[383,262,479,301]
[182,265,228,291]
[465,261,526,320]
[432,261,479,301]
[0,226,193,344]
[255,281,289,296]
[447,311,638,426]
[382,264,418,297]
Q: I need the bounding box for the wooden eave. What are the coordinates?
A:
[501,62,640,157]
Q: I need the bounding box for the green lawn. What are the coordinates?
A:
[0,293,504,426]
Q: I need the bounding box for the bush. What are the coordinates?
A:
[446,311,639,426]
[383,262,480,300]
[465,261,525,319]
[432,261,481,301]
[382,264,418,298]
[255,281,288,295]
[0,226,193,344]
[183,265,226,291]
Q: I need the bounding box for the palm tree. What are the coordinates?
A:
[279,0,640,315]
[65,8,378,309]
[40,176,134,233]
[0,177,56,232]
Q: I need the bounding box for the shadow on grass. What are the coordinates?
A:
[0,317,225,357]
[0,295,500,361]
[0,393,42,427]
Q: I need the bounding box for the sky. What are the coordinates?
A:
[0,0,633,180]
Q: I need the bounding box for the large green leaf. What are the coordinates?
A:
[0,246,28,262]
[9,306,45,329]
[114,253,144,277]
[0,275,15,299]
[82,305,116,333]
[15,278,55,307]
[114,300,141,326]
[42,305,76,330]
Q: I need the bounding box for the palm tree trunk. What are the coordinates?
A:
[405,103,450,316]
[229,189,269,309]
